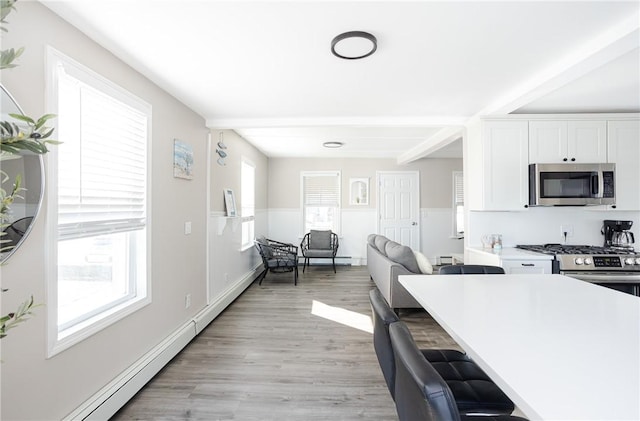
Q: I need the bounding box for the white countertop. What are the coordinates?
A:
[467,246,554,260]
[399,274,640,421]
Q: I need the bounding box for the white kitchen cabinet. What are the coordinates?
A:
[607,120,640,211]
[501,259,550,274]
[529,120,607,163]
[468,120,529,211]
[466,247,553,274]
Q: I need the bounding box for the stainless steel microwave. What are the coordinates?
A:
[529,163,615,206]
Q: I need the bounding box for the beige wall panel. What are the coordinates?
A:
[1,3,208,420]
[268,157,462,209]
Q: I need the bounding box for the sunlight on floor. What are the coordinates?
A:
[311,300,373,333]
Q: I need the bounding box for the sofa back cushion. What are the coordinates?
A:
[385,241,420,274]
[367,234,378,249]
[375,236,390,256]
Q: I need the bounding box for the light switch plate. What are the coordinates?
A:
[184,221,192,235]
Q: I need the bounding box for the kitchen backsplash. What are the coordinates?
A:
[468,208,640,248]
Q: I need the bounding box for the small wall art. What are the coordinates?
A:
[224,188,237,217]
[173,139,194,179]
[350,177,369,205]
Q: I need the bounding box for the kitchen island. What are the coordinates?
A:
[399,273,640,421]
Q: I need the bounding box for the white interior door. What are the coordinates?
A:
[377,171,420,250]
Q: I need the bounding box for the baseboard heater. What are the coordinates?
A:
[64,266,260,420]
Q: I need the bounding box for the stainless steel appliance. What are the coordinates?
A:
[516,244,640,296]
[602,219,635,249]
[529,163,615,206]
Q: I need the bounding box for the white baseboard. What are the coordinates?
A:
[65,266,261,420]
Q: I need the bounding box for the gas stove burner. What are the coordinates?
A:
[517,244,638,256]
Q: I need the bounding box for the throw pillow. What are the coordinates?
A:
[309,230,331,249]
[413,250,433,275]
[385,241,421,274]
[374,236,390,256]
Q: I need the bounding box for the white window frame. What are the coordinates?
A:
[45,47,152,356]
[300,171,341,235]
[452,171,464,239]
[240,158,255,251]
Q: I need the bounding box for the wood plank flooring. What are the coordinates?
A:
[111,266,460,420]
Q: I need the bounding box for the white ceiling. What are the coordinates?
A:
[42,1,640,161]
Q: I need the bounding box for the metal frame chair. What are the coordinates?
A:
[300,230,339,273]
[254,237,299,285]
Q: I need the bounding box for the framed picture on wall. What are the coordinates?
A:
[350,178,369,205]
[173,139,194,179]
[224,188,237,217]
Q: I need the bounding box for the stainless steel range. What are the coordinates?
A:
[516,244,640,296]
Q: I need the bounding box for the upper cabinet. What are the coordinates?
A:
[607,120,640,211]
[467,119,529,211]
[529,120,607,163]
[467,114,639,212]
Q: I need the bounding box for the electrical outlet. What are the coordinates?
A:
[185,294,191,309]
[560,225,574,238]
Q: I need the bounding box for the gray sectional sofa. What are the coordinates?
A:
[366,234,432,310]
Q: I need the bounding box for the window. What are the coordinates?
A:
[301,171,340,234]
[452,171,464,238]
[241,159,255,249]
[46,48,151,354]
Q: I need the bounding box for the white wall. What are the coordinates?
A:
[268,207,462,265]
[468,208,639,248]
[1,4,209,419]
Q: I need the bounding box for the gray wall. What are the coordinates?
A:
[1,3,208,419]
[268,157,462,209]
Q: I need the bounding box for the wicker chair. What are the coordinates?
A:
[300,230,339,273]
[254,236,299,285]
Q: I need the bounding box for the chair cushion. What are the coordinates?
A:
[414,250,433,274]
[304,249,334,258]
[423,349,514,414]
[374,236,390,256]
[256,235,272,258]
[385,241,420,273]
[309,230,331,249]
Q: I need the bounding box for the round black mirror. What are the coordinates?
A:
[1,84,45,263]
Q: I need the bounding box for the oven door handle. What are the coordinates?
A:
[561,272,640,283]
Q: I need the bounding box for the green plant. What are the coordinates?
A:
[1,113,59,154]
[0,0,58,342]
[0,295,40,339]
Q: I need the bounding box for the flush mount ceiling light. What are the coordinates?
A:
[331,31,377,60]
[323,141,344,148]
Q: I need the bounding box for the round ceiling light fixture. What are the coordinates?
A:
[331,31,377,60]
[323,141,344,148]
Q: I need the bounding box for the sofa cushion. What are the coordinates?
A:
[414,250,433,274]
[367,234,378,249]
[385,241,420,273]
[375,236,390,256]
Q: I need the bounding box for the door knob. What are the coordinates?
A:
[411,222,417,226]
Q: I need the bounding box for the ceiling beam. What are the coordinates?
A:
[205,116,468,129]
[398,14,640,164]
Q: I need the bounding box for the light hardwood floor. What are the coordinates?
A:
[112,266,459,420]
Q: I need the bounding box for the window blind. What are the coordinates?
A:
[453,171,464,206]
[57,70,148,240]
[303,172,340,207]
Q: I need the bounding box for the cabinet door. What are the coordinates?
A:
[501,260,551,274]
[568,120,607,163]
[529,121,567,163]
[482,121,529,210]
[607,120,640,211]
